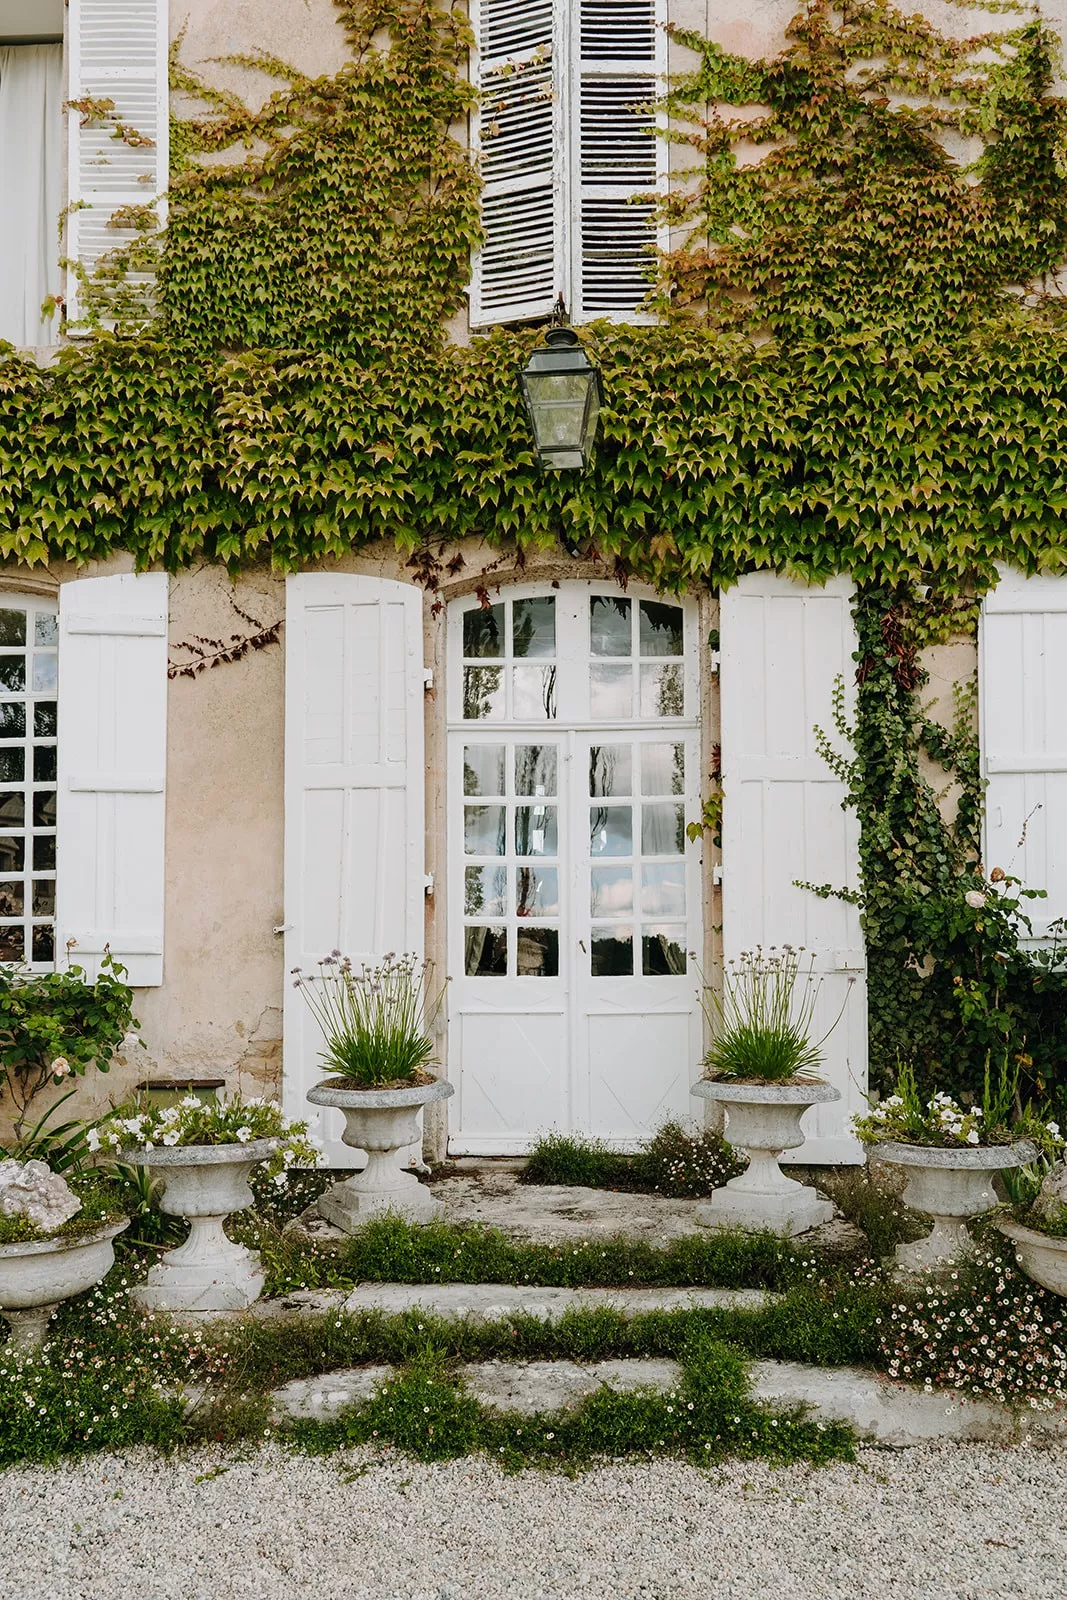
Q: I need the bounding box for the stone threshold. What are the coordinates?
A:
[269,1356,1067,1446]
[243,1281,778,1324]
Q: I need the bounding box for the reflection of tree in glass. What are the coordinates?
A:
[655,664,684,717]
[672,742,685,795]
[542,665,557,718]
[643,931,686,975]
[590,595,632,656]
[464,866,485,917]
[463,604,503,658]
[589,744,628,797]
[512,597,555,659]
[463,665,503,720]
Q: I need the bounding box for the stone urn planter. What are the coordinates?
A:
[124,1140,276,1313]
[996,1218,1067,1298]
[307,1078,454,1232]
[691,1079,840,1236]
[0,1220,128,1351]
[876,1140,1037,1272]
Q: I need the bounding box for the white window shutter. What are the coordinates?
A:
[56,572,168,986]
[980,567,1067,941]
[573,0,661,321]
[282,575,427,1161]
[469,0,559,326]
[719,575,868,1163]
[66,0,169,327]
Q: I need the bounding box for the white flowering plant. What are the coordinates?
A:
[854,1059,1065,1156]
[89,1095,321,1184]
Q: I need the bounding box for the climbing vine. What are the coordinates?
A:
[0,0,1066,1096]
[814,587,1067,1112]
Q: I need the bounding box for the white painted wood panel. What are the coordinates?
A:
[719,575,867,1163]
[66,0,168,326]
[981,567,1067,941]
[56,572,168,986]
[283,575,426,1163]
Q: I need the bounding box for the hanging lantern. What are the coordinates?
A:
[519,321,604,471]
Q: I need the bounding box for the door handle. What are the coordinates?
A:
[578,939,587,953]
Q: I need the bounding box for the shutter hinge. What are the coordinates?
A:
[709,651,721,674]
[424,874,434,896]
[273,923,293,936]
[423,668,434,691]
[712,864,723,886]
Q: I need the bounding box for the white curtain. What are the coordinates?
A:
[0,44,64,348]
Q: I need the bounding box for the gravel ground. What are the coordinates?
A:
[0,1443,1064,1600]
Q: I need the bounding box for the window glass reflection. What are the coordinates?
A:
[463,666,504,721]
[515,805,558,857]
[517,926,558,977]
[642,926,687,975]
[591,866,632,918]
[640,663,684,718]
[513,665,557,719]
[641,803,685,855]
[465,926,507,976]
[516,865,559,917]
[464,805,506,856]
[463,604,504,658]
[590,805,632,856]
[590,664,632,720]
[465,865,507,918]
[515,745,557,797]
[639,601,683,657]
[589,744,631,798]
[591,926,633,976]
[463,745,505,797]
[512,597,556,659]
[641,742,684,795]
[641,863,686,917]
[590,595,631,656]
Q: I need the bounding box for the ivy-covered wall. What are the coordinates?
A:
[3,0,1066,1115]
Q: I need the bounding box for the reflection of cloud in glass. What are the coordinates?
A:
[641,863,685,917]
[641,742,684,795]
[591,866,633,918]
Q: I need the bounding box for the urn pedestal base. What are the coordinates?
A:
[307,1079,454,1236]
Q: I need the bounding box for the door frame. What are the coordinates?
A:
[443,577,705,1154]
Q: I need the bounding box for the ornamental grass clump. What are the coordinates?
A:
[700,946,842,1084]
[293,951,446,1089]
[91,1095,321,1184]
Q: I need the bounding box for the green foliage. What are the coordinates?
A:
[523,1120,745,1197]
[658,3,1067,342]
[826,587,1067,1107]
[287,1328,854,1469]
[0,952,138,1152]
[0,1273,223,1465]
[93,1093,320,1180]
[819,1165,925,1258]
[323,1214,806,1292]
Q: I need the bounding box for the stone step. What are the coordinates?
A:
[269,1355,1067,1444]
[339,1281,776,1321]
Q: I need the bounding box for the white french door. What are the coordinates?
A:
[446,582,703,1153]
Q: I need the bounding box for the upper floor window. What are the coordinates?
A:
[469,0,664,327]
[0,0,168,346]
[0,2,64,348]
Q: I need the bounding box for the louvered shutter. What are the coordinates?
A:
[282,575,427,1163]
[470,0,559,326]
[719,575,867,1163]
[981,568,1067,941]
[66,0,168,327]
[56,573,169,987]
[573,0,660,320]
